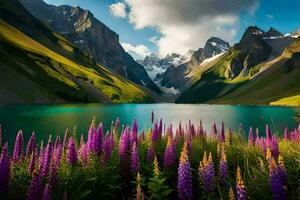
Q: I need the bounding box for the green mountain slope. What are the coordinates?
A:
[177,35,300,105]
[0,0,153,103]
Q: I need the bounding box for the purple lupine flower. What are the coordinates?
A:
[119,127,130,163]
[67,137,77,165]
[147,141,155,163]
[116,117,120,130]
[26,132,37,159]
[177,143,193,200]
[270,159,286,200]
[151,123,159,143]
[62,128,69,150]
[219,147,228,185]
[28,150,36,174]
[163,136,176,169]
[0,143,10,193]
[13,130,24,162]
[54,136,60,149]
[271,135,279,158]
[78,143,88,165]
[86,124,95,154]
[187,139,193,158]
[220,120,225,142]
[158,118,163,137]
[48,162,58,188]
[93,123,103,155]
[212,122,217,139]
[42,184,51,200]
[27,171,42,200]
[236,166,247,200]
[54,143,62,168]
[40,138,52,177]
[103,134,113,162]
[131,119,138,145]
[277,154,288,187]
[248,127,254,146]
[130,142,139,173]
[203,152,215,193]
[266,125,271,146]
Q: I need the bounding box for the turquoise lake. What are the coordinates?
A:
[0,104,299,146]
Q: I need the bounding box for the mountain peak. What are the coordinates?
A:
[266,27,283,37]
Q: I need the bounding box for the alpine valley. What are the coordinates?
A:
[0,0,300,106]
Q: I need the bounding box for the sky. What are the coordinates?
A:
[44,0,300,59]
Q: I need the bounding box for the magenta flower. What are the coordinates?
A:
[28,150,36,173]
[54,136,60,149]
[177,143,193,200]
[86,124,95,154]
[0,143,10,193]
[103,133,114,162]
[13,130,24,162]
[26,132,37,159]
[115,117,120,130]
[151,123,159,143]
[40,138,52,177]
[67,137,77,165]
[42,184,51,200]
[54,143,62,168]
[93,123,103,155]
[248,127,254,145]
[130,142,139,173]
[119,127,130,163]
[266,125,271,146]
[163,136,176,169]
[271,135,279,158]
[27,171,42,200]
[131,119,138,145]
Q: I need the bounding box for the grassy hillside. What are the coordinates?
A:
[0,0,153,103]
[177,38,300,105]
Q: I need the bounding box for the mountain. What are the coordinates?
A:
[0,0,153,103]
[137,51,193,82]
[20,0,160,93]
[160,37,230,90]
[176,26,300,105]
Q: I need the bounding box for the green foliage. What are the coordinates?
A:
[147,174,173,200]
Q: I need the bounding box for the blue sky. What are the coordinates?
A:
[44,0,300,59]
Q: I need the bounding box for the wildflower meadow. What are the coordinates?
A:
[0,113,299,200]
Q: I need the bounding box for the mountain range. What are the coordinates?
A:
[0,0,299,106]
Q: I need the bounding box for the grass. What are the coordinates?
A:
[271,95,300,106]
[0,19,153,103]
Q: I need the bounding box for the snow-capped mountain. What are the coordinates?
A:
[137,51,193,82]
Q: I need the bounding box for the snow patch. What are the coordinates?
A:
[201,52,226,64]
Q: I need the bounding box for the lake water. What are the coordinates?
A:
[0,104,299,146]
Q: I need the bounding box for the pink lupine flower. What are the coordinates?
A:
[130,142,139,173]
[67,137,77,165]
[13,130,24,162]
[0,143,10,193]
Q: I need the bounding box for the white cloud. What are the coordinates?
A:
[121,42,150,59]
[109,2,127,18]
[123,0,258,57]
[265,14,274,20]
